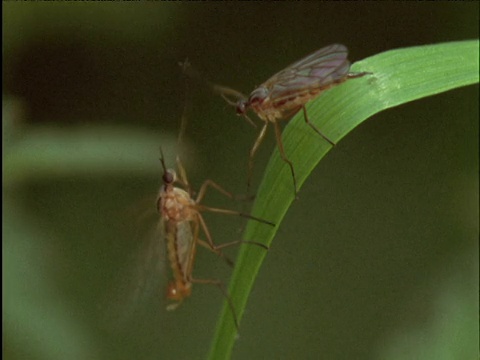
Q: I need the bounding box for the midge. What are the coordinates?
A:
[215,44,370,196]
[156,148,273,329]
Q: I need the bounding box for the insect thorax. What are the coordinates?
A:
[159,187,196,222]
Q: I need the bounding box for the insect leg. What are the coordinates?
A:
[197,213,270,252]
[197,236,268,262]
[273,120,298,198]
[195,204,274,227]
[197,238,235,268]
[175,155,193,194]
[189,276,239,331]
[247,122,269,193]
[196,213,227,256]
[196,217,268,267]
[197,179,255,205]
[195,179,236,203]
[202,239,268,251]
[302,105,336,146]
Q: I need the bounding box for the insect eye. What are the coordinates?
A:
[236,100,247,115]
[249,87,268,105]
[162,169,176,184]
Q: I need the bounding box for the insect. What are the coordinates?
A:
[214,44,370,196]
[157,148,273,328]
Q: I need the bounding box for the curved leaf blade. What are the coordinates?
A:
[208,40,479,359]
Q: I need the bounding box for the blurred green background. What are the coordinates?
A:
[3,3,478,360]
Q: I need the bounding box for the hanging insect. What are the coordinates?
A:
[149,62,274,329]
[212,44,371,196]
[157,148,274,328]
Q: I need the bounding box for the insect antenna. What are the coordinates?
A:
[179,60,257,128]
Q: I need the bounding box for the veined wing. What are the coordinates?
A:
[262,44,351,102]
[165,219,196,283]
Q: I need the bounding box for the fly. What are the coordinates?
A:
[207,44,371,196]
[157,148,273,329]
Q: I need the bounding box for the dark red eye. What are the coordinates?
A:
[163,170,174,184]
[236,100,247,115]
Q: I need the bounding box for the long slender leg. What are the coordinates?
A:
[197,213,270,252]
[195,179,234,203]
[190,277,239,330]
[248,122,269,192]
[273,120,298,198]
[201,239,268,251]
[175,155,192,194]
[191,216,233,267]
[195,205,275,227]
[197,213,221,251]
[242,114,257,129]
[198,236,268,254]
[195,178,254,204]
[302,105,336,146]
[197,238,235,267]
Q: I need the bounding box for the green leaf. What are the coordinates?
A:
[207,40,479,359]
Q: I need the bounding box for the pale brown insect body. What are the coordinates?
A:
[217,44,370,196]
[157,168,196,304]
[156,152,273,324]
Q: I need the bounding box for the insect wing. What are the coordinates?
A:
[165,219,196,284]
[133,220,167,312]
[262,44,351,101]
[101,219,167,331]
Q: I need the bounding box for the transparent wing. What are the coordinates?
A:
[173,220,195,282]
[100,216,167,333]
[262,44,351,101]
